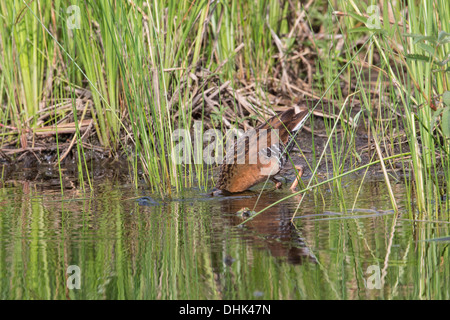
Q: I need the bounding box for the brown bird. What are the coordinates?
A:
[213,106,309,194]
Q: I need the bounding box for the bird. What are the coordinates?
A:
[212,106,309,194]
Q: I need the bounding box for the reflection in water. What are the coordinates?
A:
[1,176,450,299]
[216,191,317,265]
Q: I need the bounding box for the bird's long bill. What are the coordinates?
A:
[289,108,309,132]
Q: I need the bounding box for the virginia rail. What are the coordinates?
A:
[213,106,309,194]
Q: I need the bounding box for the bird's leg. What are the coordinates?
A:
[271,177,283,189]
[290,165,304,192]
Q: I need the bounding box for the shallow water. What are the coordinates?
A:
[0,175,449,300]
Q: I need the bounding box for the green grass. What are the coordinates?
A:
[0,0,449,220]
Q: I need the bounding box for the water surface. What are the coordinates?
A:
[0,175,449,299]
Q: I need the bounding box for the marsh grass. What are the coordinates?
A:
[0,0,449,221]
[322,0,450,219]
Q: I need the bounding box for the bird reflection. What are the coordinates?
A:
[219,191,317,265]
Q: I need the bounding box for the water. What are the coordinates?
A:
[0,176,449,299]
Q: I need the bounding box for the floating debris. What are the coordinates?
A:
[136,196,159,206]
[236,207,257,217]
[224,255,236,266]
